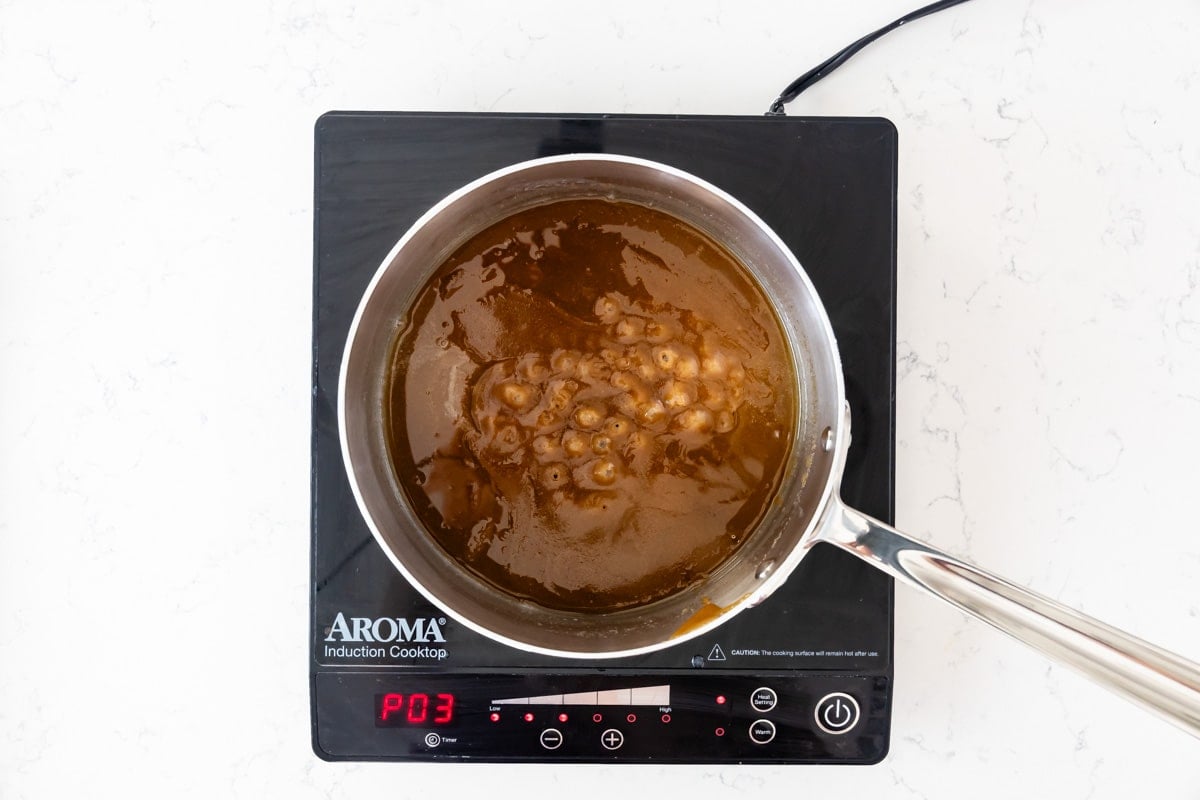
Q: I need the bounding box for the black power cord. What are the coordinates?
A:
[767,0,976,115]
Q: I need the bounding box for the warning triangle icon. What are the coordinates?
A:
[708,643,727,661]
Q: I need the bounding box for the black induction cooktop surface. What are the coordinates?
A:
[311,112,896,763]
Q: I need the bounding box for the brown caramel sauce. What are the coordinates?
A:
[387,198,796,612]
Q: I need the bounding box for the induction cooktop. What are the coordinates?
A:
[310,112,896,763]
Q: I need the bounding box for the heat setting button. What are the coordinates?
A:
[750,686,778,712]
[748,719,776,745]
[814,692,860,735]
[539,729,564,750]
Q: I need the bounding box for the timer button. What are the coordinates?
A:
[748,719,776,745]
[539,728,564,750]
[814,692,860,735]
[750,686,778,712]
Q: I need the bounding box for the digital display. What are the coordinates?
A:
[375,692,456,727]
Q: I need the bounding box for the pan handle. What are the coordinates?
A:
[817,497,1200,738]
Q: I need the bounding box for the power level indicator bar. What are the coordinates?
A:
[492,684,671,706]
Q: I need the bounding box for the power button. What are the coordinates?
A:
[814,692,860,735]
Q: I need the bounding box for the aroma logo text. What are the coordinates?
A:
[324,612,447,643]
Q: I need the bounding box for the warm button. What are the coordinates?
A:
[814,692,860,735]
[748,719,776,745]
[750,686,778,712]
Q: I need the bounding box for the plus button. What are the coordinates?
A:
[600,728,625,750]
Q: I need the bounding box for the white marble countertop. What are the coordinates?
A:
[2,0,1198,796]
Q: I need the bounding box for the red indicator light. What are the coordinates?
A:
[592,713,603,723]
[626,713,637,723]
[558,713,569,723]
[715,727,726,737]
[716,695,727,705]
[661,714,671,724]
[490,712,500,723]
[523,712,534,723]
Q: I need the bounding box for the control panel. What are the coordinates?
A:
[313,672,889,763]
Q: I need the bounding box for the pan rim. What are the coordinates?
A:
[337,152,849,658]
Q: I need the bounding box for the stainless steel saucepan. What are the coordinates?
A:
[338,154,1200,737]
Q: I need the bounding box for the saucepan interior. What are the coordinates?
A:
[339,154,848,657]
